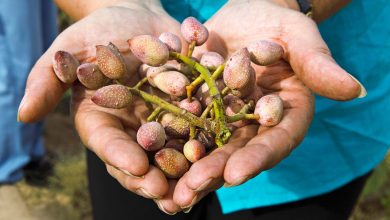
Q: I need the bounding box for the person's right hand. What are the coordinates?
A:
[17,0,185,203]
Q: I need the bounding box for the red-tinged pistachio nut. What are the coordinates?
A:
[96,43,127,79]
[146,65,177,87]
[52,50,79,83]
[128,35,169,67]
[200,52,225,70]
[159,112,176,128]
[248,40,284,66]
[165,117,190,138]
[223,48,253,91]
[77,63,110,89]
[158,32,182,53]
[153,71,190,97]
[183,139,206,163]
[195,79,225,107]
[181,17,209,46]
[165,139,186,152]
[137,122,166,151]
[154,148,189,178]
[196,130,215,149]
[178,98,202,116]
[91,85,132,109]
[224,94,249,128]
[254,94,284,126]
[231,67,256,98]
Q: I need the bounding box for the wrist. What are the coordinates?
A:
[55,0,164,20]
[269,0,300,11]
[112,0,164,12]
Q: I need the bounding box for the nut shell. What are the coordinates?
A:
[128,35,169,67]
[96,43,127,79]
[137,122,166,151]
[77,63,110,89]
[154,148,189,178]
[91,85,132,109]
[254,94,283,126]
[52,50,79,83]
[248,40,284,66]
[181,17,209,46]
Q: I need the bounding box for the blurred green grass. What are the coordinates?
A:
[351,156,390,220]
[18,153,91,220]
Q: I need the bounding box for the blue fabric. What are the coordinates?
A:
[162,0,390,213]
[0,0,57,183]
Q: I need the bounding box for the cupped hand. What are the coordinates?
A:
[18,2,185,202]
[167,0,365,213]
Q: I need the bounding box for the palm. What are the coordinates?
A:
[170,0,360,213]
[20,5,186,200]
[19,1,362,214]
[172,58,313,213]
[69,7,188,199]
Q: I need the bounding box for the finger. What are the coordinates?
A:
[154,180,182,215]
[74,98,149,177]
[107,164,169,199]
[173,178,208,213]
[17,32,85,122]
[173,126,258,208]
[224,79,314,185]
[284,17,366,100]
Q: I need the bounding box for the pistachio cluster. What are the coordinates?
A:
[52,17,284,179]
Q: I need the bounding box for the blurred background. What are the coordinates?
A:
[2,9,389,220]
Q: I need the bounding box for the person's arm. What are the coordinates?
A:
[54,0,163,20]
[272,0,352,22]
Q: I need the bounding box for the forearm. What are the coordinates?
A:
[311,0,351,22]
[273,0,351,22]
[54,0,162,20]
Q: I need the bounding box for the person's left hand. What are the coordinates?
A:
[154,0,365,214]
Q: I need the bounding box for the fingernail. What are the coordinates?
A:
[181,195,198,209]
[223,176,250,188]
[17,97,26,122]
[137,188,161,199]
[118,167,144,179]
[183,206,193,213]
[348,74,367,98]
[194,178,213,192]
[155,200,177,215]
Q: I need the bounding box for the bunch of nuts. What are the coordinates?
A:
[52,17,284,179]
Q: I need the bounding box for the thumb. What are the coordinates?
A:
[18,52,69,122]
[285,18,366,101]
[18,34,84,122]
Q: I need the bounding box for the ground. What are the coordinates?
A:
[11,96,390,220]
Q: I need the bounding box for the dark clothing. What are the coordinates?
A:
[87,150,370,220]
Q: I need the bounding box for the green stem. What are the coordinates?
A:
[128,87,212,132]
[201,103,213,119]
[189,126,196,139]
[227,100,257,123]
[186,64,225,101]
[134,77,148,89]
[239,100,255,114]
[221,87,231,97]
[147,107,162,122]
[170,52,230,146]
[187,41,196,57]
[227,114,259,123]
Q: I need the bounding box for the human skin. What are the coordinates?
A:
[18,0,364,215]
[167,0,365,214]
[18,0,186,203]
